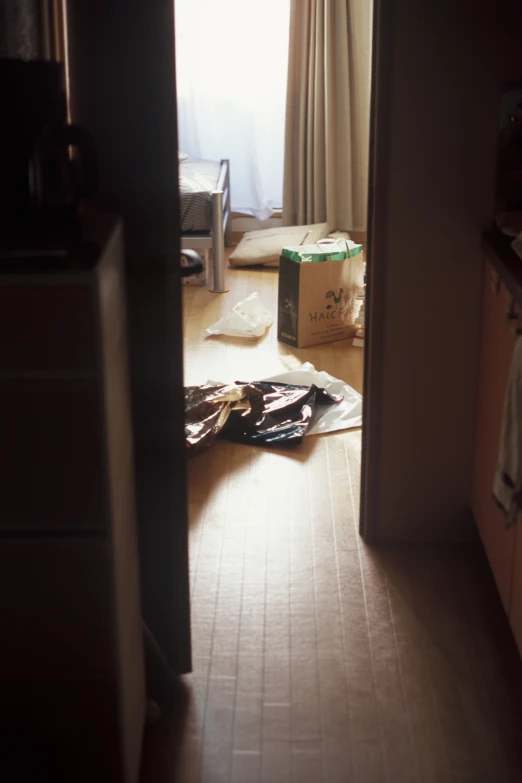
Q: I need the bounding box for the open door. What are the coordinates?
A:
[65,0,191,674]
[360,0,389,543]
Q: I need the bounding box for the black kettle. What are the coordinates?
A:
[28,122,97,212]
[0,59,98,239]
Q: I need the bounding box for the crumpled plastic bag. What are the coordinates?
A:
[184,380,341,456]
[206,292,272,338]
[184,383,260,456]
[224,381,340,447]
[262,362,362,434]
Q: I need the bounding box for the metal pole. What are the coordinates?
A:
[210,190,228,293]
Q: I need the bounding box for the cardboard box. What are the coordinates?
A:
[277,253,364,348]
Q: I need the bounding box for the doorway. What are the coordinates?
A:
[176,2,372,778]
[46,3,522,780]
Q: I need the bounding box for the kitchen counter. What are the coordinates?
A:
[482,230,522,308]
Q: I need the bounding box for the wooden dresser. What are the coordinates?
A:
[0,217,145,782]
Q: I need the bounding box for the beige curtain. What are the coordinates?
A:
[283,0,372,232]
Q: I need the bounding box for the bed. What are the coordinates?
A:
[179,157,232,291]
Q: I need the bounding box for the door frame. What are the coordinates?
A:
[360,0,392,544]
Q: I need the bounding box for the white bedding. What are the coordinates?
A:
[179,157,221,233]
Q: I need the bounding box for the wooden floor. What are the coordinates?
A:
[182,261,364,392]
[141,255,522,783]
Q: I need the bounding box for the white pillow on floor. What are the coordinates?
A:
[228,222,330,267]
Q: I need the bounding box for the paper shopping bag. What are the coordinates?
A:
[277,250,364,348]
[281,238,363,264]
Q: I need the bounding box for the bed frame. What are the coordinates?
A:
[180,158,232,293]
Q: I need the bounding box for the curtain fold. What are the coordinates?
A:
[283,0,372,232]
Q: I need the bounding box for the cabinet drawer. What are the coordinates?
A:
[0,379,107,532]
[0,284,97,373]
[0,538,114,676]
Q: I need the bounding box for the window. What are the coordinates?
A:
[175,0,290,218]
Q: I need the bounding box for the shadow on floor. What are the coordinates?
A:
[139,682,191,783]
[140,540,522,782]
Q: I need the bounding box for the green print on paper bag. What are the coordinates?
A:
[309,289,355,323]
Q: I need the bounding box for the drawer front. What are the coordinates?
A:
[0,538,114,676]
[0,284,97,373]
[0,537,128,782]
[0,379,107,532]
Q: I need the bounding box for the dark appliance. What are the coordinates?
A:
[0,59,97,253]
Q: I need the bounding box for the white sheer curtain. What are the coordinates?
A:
[174,0,290,219]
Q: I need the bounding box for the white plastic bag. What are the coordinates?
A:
[262,362,362,434]
[206,292,272,338]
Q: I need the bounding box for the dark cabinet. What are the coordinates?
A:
[0,218,145,782]
[472,259,522,654]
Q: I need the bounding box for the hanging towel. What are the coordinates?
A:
[493,336,522,526]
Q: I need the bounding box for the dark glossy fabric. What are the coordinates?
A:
[224,381,339,447]
[185,381,340,454]
[184,382,262,456]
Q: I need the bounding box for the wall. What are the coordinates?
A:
[365,0,522,541]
